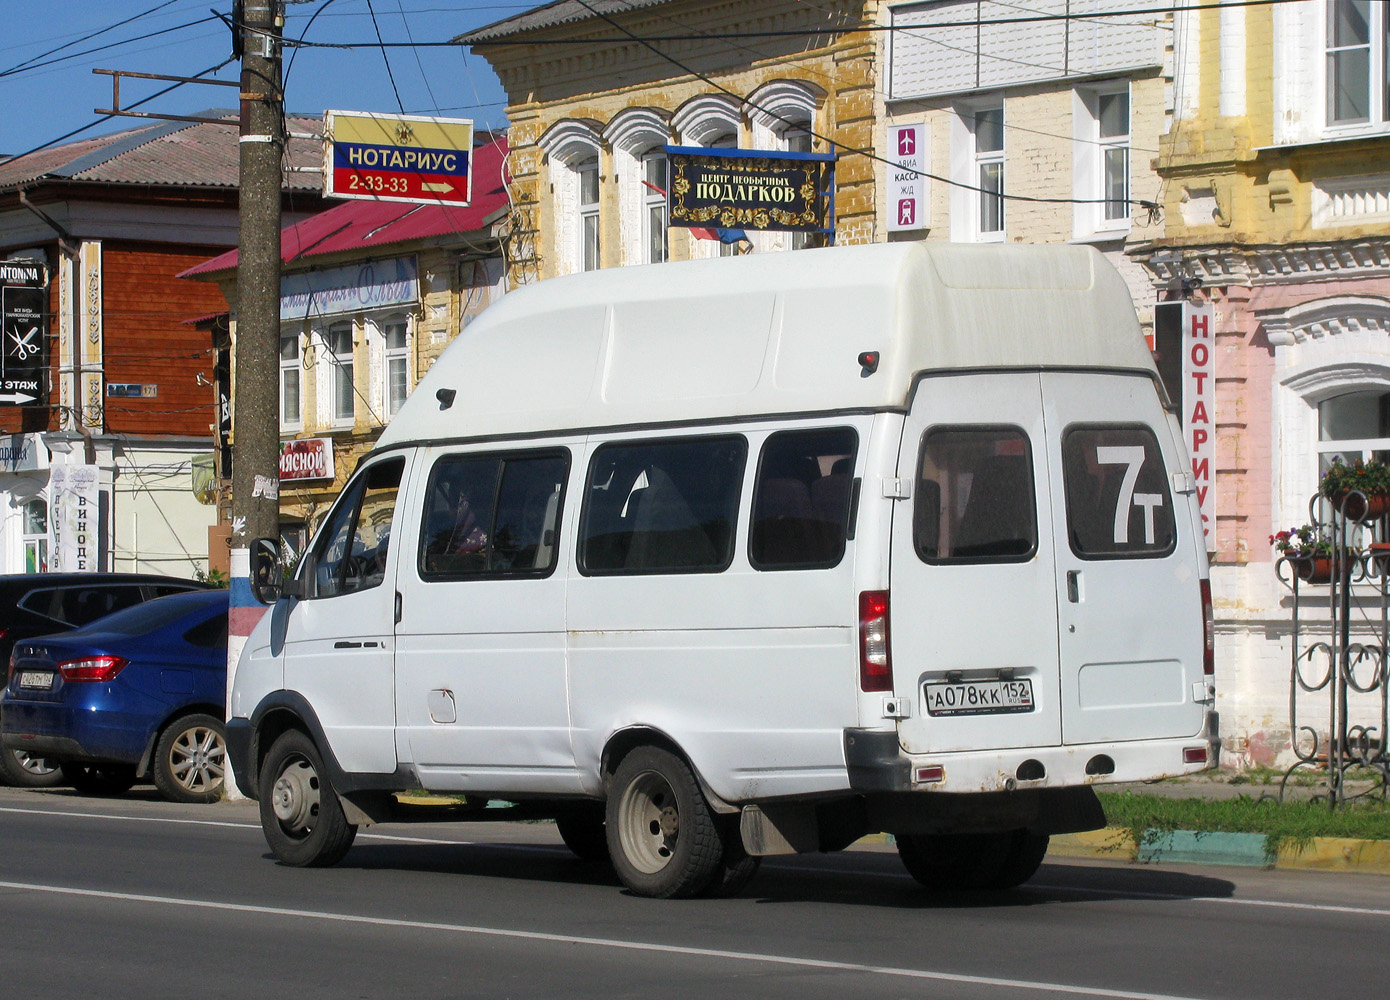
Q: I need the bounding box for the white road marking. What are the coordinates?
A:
[2,803,1386,918]
[0,878,1208,1000]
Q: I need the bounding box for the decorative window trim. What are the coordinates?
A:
[605,108,672,268]
[672,95,740,145]
[744,80,822,146]
[1267,294,1390,527]
[539,119,604,276]
[315,319,358,429]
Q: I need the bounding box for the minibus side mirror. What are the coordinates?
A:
[250,537,285,605]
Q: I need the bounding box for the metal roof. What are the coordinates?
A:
[455,0,675,43]
[0,111,324,192]
[180,138,510,278]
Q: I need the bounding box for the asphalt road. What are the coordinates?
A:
[1,785,1386,1000]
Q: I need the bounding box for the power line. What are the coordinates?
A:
[284,0,1303,49]
[0,0,187,77]
[366,0,407,114]
[0,15,222,81]
[574,0,1154,214]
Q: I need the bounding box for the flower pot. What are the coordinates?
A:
[1293,555,1334,584]
[1330,490,1390,521]
[1370,543,1390,577]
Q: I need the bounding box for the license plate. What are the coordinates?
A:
[924,678,1034,716]
[17,670,55,690]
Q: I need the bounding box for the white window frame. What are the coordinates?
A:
[21,496,47,574]
[538,120,603,276]
[578,159,601,271]
[745,81,823,254]
[951,101,1005,243]
[640,151,669,264]
[280,328,303,431]
[1326,0,1390,130]
[319,319,356,428]
[378,313,411,418]
[604,108,672,269]
[1073,83,1132,241]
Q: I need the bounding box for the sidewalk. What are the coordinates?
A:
[1048,773,1390,874]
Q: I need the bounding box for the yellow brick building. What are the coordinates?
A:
[457,0,880,284]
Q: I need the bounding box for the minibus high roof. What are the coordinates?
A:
[377,241,1157,447]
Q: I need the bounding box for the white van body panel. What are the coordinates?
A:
[230,242,1213,839]
[377,243,1156,448]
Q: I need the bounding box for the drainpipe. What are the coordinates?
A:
[16,190,84,438]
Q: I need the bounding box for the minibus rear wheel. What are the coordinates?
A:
[606,746,722,898]
[258,729,357,867]
[896,829,1048,890]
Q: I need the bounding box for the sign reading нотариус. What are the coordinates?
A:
[1182,301,1215,551]
[325,111,474,207]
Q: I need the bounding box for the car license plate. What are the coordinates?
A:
[17,670,55,690]
[924,678,1034,716]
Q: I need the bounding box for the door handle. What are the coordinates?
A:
[1066,570,1082,604]
[395,591,402,625]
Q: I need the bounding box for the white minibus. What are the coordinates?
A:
[230,241,1216,898]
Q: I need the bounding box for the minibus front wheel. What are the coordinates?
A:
[606,746,723,898]
[258,729,358,867]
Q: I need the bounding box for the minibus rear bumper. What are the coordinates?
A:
[844,727,1219,794]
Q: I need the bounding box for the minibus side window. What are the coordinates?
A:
[311,458,405,598]
[419,450,570,579]
[749,427,858,570]
[1062,425,1175,559]
[914,427,1037,563]
[579,436,746,575]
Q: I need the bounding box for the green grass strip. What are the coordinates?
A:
[1097,790,1390,860]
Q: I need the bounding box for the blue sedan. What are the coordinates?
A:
[1,589,229,803]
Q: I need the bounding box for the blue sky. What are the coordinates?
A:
[0,1,516,158]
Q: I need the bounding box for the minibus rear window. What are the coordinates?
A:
[914,427,1037,564]
[1062,425,1175,559]
[419,451,570,579]
[750,427,858,570]
[579,436,746,575]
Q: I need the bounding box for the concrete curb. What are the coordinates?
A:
[1051,828,1390,874]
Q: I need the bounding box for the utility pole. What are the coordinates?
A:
[227,0,284,798]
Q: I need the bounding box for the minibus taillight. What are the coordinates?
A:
[58,656,128,683]
[859,590,892,692]
[1200,579,1214,677]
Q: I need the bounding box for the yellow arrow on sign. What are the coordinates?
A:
[420,182,453,193]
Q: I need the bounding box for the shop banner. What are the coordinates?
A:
[280,256,418,322]
[50,464,100,572]
[1182,301,1215,550]
[665,146,834,234]
[0,261,47,407]
[280,438,335,482]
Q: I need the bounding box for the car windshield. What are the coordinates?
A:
[64,591,225,638]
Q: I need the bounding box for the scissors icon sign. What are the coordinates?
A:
[9,325,38,361]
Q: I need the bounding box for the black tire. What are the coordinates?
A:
[0,746,65,788]
[700,815,761,898]
[258,729,357,867]
[556,804,610,861]
[897,830,1049,890]
[152,713,226,804]
[605,746,722,898]
[60,762,138,796]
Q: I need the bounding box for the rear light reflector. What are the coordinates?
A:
[914,765,944,784]
[859,590,892,692]
[58,655,128,682]
[1199,578,1214,677]
[1183,746,1208,765]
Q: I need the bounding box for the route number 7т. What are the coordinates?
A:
[1095,445,1164,545]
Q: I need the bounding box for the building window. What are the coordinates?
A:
[1327,0,1390,126]
[1318,389,1390,469]
[641,152,668,264]
[1075,85,1132,237]
[973,106,1005,237]
[784,127,813,251]
[384,317,409,416]
[1097,92,1130,222]
[578,158,601,272]
[23,498,47,574]
[327,321,354,424]
[280,332,301,429]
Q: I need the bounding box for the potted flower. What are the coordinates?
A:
[1270,523,1339,583]
[1319,458,1390,520]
